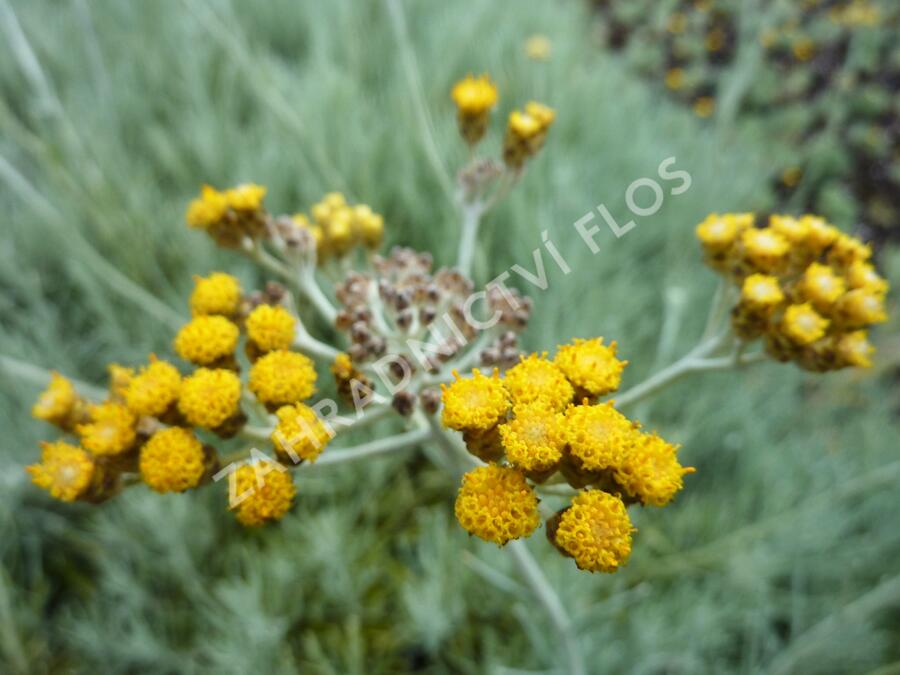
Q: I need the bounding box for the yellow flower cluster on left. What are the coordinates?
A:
[696,212,889,371]
[442,341,693,572]
[27,254,325,527]
[294,191,384,262]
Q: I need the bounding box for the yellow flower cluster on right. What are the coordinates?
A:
[696,213,889,371]
[442,341,693,572]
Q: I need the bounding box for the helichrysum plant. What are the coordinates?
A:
[24,72,890,675]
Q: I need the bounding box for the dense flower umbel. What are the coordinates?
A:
[27,441,95,502]
[230,463,296,527]
[186,183,267,248]
[442,340,691,571]
[697,212,890,372]
[454,464,541,545]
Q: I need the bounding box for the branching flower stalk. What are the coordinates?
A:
[19,72,890,674]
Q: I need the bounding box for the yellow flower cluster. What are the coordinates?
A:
[31,371,87,431]
[272,403,331,463]
[696,213,889,371]
[178,368,242,431]
[76,402,137,456]
[173,315,240,366]
[503,101,556,169]
[186,183,268,248]
[139,427,207,494]
[246,304,296,353]
[190,272,242,318]
[295,192,384,261]
[443,343,692,571]
[27,441,96,502]
[230,463,296,527]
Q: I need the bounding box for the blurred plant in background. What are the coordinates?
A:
[1,0,900,673]
[591,0,900,241]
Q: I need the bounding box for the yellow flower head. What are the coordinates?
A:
[325,207,355,254]
[741,274,784,311]
[614,432,695,507]
[272,403,332,463]
[126,357,182,417]
[107,364,134,403]
[178,368,242,430]
[190,272,242,317]
[331,352,354,381]
[76,402,137,456]
[27,441,95,502]
[224,183,266,212]
[231,463,296,527]
[508,110,543,140]
[835,331,874,369]
[174,315,240,366]
[451,74,499,115]
[798,262,846,310]
[828,233,872,268]
[693,96,716,118]
[249,350,318,407]
[769,214,809,244]
[454,464,540,546]
[525,101,556,131]
[31,372,78,426]
[835,289,888,328]
[441,368,510,432]
[186,185,227,230]
[800,215,839,253]
[524,34,552,61]
[499,403,566,473]
[565,401,640,472]
[246,304,296,353]
[551,490,634,573]
[781,303,829,345]
[554,337,627,397]
[741,227,790,272]
[665,68,685,90]
[695,213,751,253]
[503,353,573,411]
[139,427,206,493]
[352,204,385,248]
[845,260,888,296]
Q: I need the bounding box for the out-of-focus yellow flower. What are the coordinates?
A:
[554,338,627,398]
[190,272,242,317]
[107,364,134,403]
[695,213,752,255]
[173,316,240,366]
[499,403,566,473]
[249,350,318,408]
[705,27,726,52]
[524,34,552,61]
[503,102,555,168]
[565,401,640,472]
[31,372,79,428]
[781,166,803,188]
[615,432,694,507]
[224,183,266,212]
[178,368,242,430]
[246,304,296,353]
[441,368,509,432]
[454,464,540,545]
[231,462,296,527]
[835,289,888,328]
[741,227,790,272]
[693,96,716,118]
[828,234,872,268]
[667,12,687,34]
[272,403,331,463]
[792,37,815,62]
[798,262,846,311]
[186,185,228,230]
[140,427,206,494]
[503,353,573,411]
[769,214,809,245]
[800,216,840,254]
[126,357,182,418]
[27,441,95,502]
[781,303,829,345]
[76,402,137,456]
[550,490,634,573]
[845,260,888,296]
[834,331,874,368]
[741,274,784,312]
[664,68,685,91]
[451,74,499,145]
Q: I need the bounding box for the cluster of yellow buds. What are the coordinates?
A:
[441,340,694,573]
[696,213,889,371]
[185,183,268,248]
[451,74,555,171]
[26,268,331,526]
[293,191,384,263]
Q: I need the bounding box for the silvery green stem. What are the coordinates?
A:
[456,201,484,279]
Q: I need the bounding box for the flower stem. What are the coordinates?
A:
[315,427,431,466]
[508,540,586,675]
[456,201,484,278]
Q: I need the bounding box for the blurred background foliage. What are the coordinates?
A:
[0,0,898,673]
